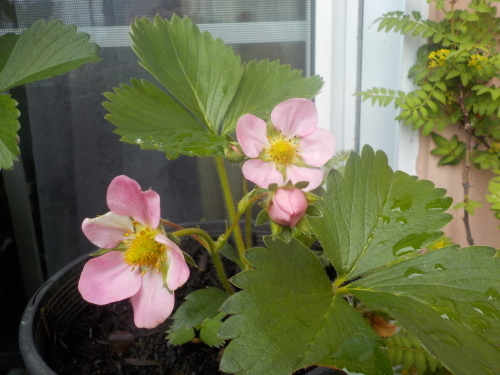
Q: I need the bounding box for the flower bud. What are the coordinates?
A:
[224,142,245,163]
[268,188,308,228]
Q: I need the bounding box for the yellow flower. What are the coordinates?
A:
[428,49,450,68]
[468,53,488,69]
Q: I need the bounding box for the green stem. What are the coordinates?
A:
[170,228,215,250]
[210,249,234,295]
[162,219,209,250]
[170,227,234,294]
[215,156,251,269]
[215,194,269,255]
[243,179,252,249]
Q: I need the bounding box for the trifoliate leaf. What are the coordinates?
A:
[130,15,243,133]
[0,19,101,93]
[220,237,392,375]
[346,245,500,375]
[308,145,452,281]
[0,94,20,169]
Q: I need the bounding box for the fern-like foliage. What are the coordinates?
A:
[358,0,500,232]
[486,168,500,223]
[385,329,447,374]
[360,0,500,155]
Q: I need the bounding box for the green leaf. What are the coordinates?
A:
[199,312,226,347]
[255,209,270,226]
[130,15,243,133]
[0,94,20,169]
[104,79,227,159]
[219,242,244,269]
[167,325,196,345]
[89,248,117,257]
[305,205,322,217]
[475,3,493,13]
[430,132,449,147]
[0,19,101,93]
[308,146,452,281]
[432,90,447,104]
[220,237,392,375]
[221,59,323,135]
[171,287,229,331]
[347,246,500,375]
[445,70,461,80]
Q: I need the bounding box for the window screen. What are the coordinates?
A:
[1,0,313,276]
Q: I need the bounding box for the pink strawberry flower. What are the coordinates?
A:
[236,98,335,191]
[78,175,190,329]
[268,187,308,228]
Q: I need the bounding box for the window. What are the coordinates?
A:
[1,0,314,276]
[315,0,427,174]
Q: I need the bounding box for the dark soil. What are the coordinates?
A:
[47,231,322,375]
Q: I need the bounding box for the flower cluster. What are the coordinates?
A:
[79,98,335,327]
[468,53,489,69]
[427,48,450,68]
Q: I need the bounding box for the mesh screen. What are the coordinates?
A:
[1,0,312,275]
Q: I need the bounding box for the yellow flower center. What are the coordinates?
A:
[268,139,297,165]
[123,227,165,269]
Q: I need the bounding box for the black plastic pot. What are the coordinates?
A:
[19,221,341,375]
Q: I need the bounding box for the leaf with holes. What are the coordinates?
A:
[346,246,500,375]
[308,145,452,281]
[220,237,393,375]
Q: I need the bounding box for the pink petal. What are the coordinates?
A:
[78,251,141,305]
[281,188,308,227]
[299,127,336,167]
[107,175,161,229]
[286,165,324,191]
[242,159,283,188]
[130,270,175,328]
[82,212,133,249]
[268,197,291,226]
[236,114,269,158]
[269,188,308,228]
[271,98,318,137]
[155,234,190,290]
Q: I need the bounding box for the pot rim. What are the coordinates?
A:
[17,220,337,375]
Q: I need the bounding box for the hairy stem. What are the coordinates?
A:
[215,156,251,270]
[162,220,209,249]
[243,179,252,249]
[217,192,268,248]
[170,227,234,294]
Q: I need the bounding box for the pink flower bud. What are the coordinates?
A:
[268,188,308,228]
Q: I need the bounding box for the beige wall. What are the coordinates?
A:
[416,1,500,248]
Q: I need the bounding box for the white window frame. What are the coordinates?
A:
[315,0,428,175]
